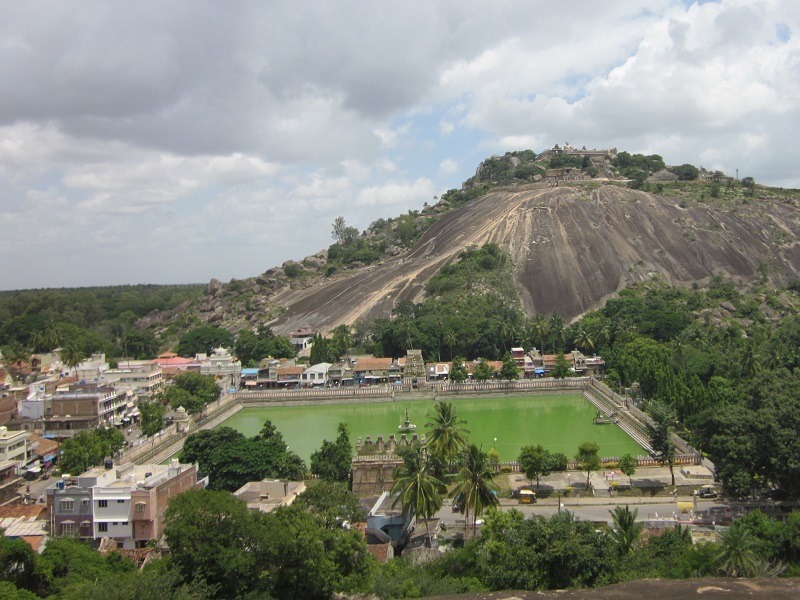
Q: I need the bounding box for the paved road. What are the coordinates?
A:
[436,497,726,527]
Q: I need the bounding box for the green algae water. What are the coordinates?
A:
[218,394,644,463]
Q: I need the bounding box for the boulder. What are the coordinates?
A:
[206,278,223,295]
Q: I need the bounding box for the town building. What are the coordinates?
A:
[197,347,242,388]
[288,327,314,352]
[153,352,201,378]
[0,425,28,468]
[47,460,202,548]
[233,479,306,513]
[0,461,23,504]
[300,363,331,387]
[102,360,164,400]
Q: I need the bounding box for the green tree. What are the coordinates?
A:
[716,521,760,577]
[180,427,245,472]
[473,361,494,381]
[310,423,352,482]
[610,505,643,556]
[618,453,637,486]
[450,355,468,382]
[176,325,234,357]
[499,352,520,380]
[59,429,125,475]
[671,164,699,180]
[551,353,571,379]
[123,329,159,359]
[453,444,499,537]
[164,489,262,598]
[138,400,166,437]
[391,444,444,545]
[59,340,86,379]
[576,441,601,488]
[331,324,354,358]
[164,372,221,414]
[0,533,37,592]
[646,400,677,486]
[518,444,553,489]
[294,481,365,529]
[573,328,594,354]
[425,401,469,469]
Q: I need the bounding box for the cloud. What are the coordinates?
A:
[438,158,458,177]
[0,1,798,289]
[354,178,436,208]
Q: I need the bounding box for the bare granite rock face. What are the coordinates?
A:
[264,185,800,334]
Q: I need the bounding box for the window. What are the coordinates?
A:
[98,523,108,533]
[117,499,125,504]
[59,500,74,511]
[98,500,108,508]
[136,503,146,513]
[81,499,90,506]
[62,522,75,536]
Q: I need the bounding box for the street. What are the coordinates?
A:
[436,497,726,527]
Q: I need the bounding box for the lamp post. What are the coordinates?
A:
[493,437,497,450]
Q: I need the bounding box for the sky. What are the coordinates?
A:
[1,0,798,290]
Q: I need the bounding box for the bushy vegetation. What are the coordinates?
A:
[0,285,202,359]
[326,213,433,271]
[179,421,306,491]
[161,372,221,414]
[57,428,125,475]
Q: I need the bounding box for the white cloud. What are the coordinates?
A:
[354,178,436,208]
[438,158,458,177]
[0,1,798,288]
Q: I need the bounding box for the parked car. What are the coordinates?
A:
[695,484,718,498]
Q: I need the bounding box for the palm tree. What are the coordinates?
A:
[573,328,594,355]
[425,402,469,470]
[331,324,354,358]
[443,329,459,360]
[60,341,86,379]
[1,342,30,383]
[452,444,499,537]
[591,318,611,350]
[716,523,758,577]
[609,505,643,556]
[548,313,565,353]
[391,445,444,545]
[740,344,761,378]
[529,314,549,352]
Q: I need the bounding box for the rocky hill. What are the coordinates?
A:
[150,179,798,338]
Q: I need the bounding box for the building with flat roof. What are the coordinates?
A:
[0,425,28,469]
[233,479,306,513]
[47,459,203,548]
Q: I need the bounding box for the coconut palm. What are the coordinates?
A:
[529,314,549,352]
[425,402,469,470]
[60,341,86,379]
[548,313,565,353]
[716,522,758,577]
[331,324,354,358]
[610,505,643,556]
[452,444,499,537]
[391,444,444,545]
[573,328,594,355]
[443,329,459,360]
[740,344,761,377]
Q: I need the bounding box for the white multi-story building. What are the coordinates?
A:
[0,426,28,468]
[198,347,241,388]
[102,361,163,399]
[48,460,203,549]
[300,363,331,387]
